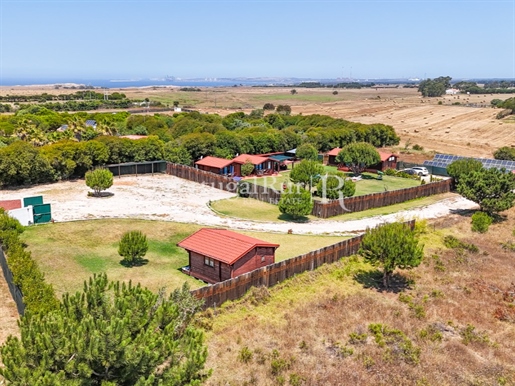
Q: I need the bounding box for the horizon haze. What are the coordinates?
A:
[0,0,514,83]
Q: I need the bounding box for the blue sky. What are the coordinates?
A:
[0,0,514,81]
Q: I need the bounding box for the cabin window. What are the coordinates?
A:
[388,156,395,162]
[261,256,266,263]
[204,257,214,267]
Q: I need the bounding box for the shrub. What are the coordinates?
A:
[241,160,254,177]
[118,230,148,267]
[85,168,113,197]
[471,211,493,233]
[0,215,59,315]
[443,235,479,253]
[238,346,253,364]
[384,168,397,176]
[412,144,424,151]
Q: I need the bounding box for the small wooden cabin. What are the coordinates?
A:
[195,156,235,176]
[177,228,279,284]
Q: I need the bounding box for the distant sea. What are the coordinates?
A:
[0,78,288,88]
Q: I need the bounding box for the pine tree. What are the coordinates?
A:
[359,222,424,288]
[0,274,210,385]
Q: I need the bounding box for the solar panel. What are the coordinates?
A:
[422,153,515,172]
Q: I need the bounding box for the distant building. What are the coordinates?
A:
[445,89,459,95]
[85,120,97,129]
[325,148,398,171]
[178,228,279,283]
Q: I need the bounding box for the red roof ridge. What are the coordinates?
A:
[177,228,279,265]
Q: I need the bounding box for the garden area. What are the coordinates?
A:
[20,219,346,296]
[248,166,421,197]
[210,193,455,223]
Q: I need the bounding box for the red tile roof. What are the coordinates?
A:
[195,156,233,169]
[0,200,22,211]
[232,154,271,165]
[178,228,279,265]
[378,151,396,162]
[327,148,341,156]
[327,148,396,162]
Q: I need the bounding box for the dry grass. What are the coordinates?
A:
[202,209,515,386]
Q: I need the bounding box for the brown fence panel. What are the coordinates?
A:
[166,163,451,218]
[0,247,25,315]
[190,222,414,308]
[311,179,452,218]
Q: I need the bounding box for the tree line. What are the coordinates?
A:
[0,110,400,187]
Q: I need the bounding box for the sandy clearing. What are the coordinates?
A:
[1,174,477,235]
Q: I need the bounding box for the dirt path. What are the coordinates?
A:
[0,272,20,346]
[0,174,478,235]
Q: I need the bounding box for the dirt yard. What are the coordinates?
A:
[1,174,477,236]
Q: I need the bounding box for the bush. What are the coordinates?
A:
[384,168,397,176]
[85,168,113,197]
[471,211,493,233]
[0,213,59,315]
[241,160,254,177]
[118,230,149,267]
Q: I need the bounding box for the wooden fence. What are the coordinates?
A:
[191,219,415,308]
[166,163,452,218]
[312,178,453,218]
[0,247,25,315]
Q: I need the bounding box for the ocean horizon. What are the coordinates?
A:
[0,77,301,89]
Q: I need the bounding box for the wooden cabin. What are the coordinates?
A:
[178,228,279,284]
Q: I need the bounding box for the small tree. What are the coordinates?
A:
[290,159,324,191]
[359,222,424,288]
[241,159,255,177]
[263,103,275,111]
[457,168,515,215]
[276,104,292,115]
[118,230,149,267]
[290,89,297,95]
[278,186,313,219]
[85,168,113,197]
[316,172,356,200]
[335,142,381,175]
[296,143,319,161]
[447,158,483,185]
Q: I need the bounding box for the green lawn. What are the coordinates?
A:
[21,219,344,297]
[210,193,455,223]
[248,169,420,196]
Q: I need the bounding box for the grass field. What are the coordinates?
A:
[20,219,344,297]
[210,193,455,223]
[248,169,421,196]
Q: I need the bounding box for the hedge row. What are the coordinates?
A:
[0,209,59,315]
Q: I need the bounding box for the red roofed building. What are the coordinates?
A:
[231,154,279,176]
[195,156,235,176]
[325,148,398,171]
[0,200,22,211]
[178,228,279,283]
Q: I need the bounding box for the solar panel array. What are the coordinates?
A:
[423,154,515,171]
